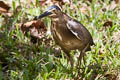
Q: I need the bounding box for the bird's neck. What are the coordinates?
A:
[63,13,73,22]
[51,17,60,22]
[51,13,71,23]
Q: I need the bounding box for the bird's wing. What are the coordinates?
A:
[66,20,85,41]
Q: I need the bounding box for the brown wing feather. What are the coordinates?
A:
[66,19,94,46]
[67,20,85,41]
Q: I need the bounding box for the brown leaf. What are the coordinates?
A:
[115,0,120,3]
[105,71,117,80]
[38,0,47,6]
[2,12,13,26]
[52,0,71,5]
[21,21,36,33]
[103,21,113,27]
[0,1,10,13]
[0,1,12,26]
[21,20,47,40]
[52,0,71,3]
[116,72,120,80]
[38,0,71,6]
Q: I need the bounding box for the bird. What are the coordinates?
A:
[37,5,94,68]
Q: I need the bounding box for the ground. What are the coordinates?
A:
[0,0,120,80]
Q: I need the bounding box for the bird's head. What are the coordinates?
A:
[37,5,62,19]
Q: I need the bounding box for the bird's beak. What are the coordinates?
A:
[37,11,52,19]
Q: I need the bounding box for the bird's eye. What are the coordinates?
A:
[52,9,56,13]
[52,9,56,11]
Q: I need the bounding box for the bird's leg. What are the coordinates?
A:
[66,52,74,69]
[76,51,84,79]
[77,43,90,78]
[78,43,90,67]
[63,49,74,69]
[77,51,84,68]
[82,43,90,65]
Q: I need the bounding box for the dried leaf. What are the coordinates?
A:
[21,20,47,40]
[38,0,71,6]
[103,21,113,27]
[51,0,70,3]
[105,71,117,80]
[115,0,120,4]
[0,1,10,13]
[116,72,120,80]
[2,12,13,26]
[38,0,47,6]
[52,0,71,4]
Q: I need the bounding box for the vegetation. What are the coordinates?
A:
[0,0,120,80]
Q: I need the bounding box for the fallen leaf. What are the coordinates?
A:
[105,71,117,80]
[52,0,70,3]
[103,21,113,27]
[21,20,47,43]
[116,72,120,80]
[38,0,71,6]
[21,21,36,34]
[2,12,13,26]
[0,1,10,13]
[0,1,13,26]
[38,0,48,6]
[115,0,120,4]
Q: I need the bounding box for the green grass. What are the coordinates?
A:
[0,0,120,80]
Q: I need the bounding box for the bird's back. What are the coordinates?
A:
[64,14,94,48]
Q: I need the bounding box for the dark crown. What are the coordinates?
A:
[47,5,61,11]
